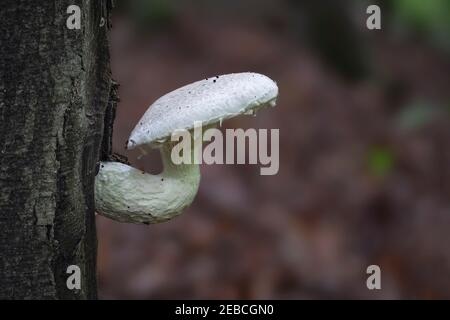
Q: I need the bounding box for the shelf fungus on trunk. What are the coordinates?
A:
[95,72,279,224]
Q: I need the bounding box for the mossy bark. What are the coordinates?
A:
[0,0,116,299]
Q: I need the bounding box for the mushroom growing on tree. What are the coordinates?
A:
[95,72,278,224]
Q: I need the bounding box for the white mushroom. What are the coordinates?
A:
[95,72,278,224]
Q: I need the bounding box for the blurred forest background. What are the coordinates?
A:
[97,0,450,299]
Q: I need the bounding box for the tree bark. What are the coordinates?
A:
[0,0,116,299]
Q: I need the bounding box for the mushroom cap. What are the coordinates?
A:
[127,72,278,149]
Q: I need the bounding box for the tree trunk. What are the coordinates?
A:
[0,0,116,299]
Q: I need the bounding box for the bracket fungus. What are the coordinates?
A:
[95,72,278,224]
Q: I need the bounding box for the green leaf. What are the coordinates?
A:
[367,147,395,178]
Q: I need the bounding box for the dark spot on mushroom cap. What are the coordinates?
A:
[161,178,164,181]
[216,76,219,79]
[213,80,216,83]
[127,139,136,149]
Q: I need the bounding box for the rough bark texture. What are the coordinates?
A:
[0,0,116,299]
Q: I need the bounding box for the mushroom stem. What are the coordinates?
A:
[95,142,201,224]
[160,141,200,179]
